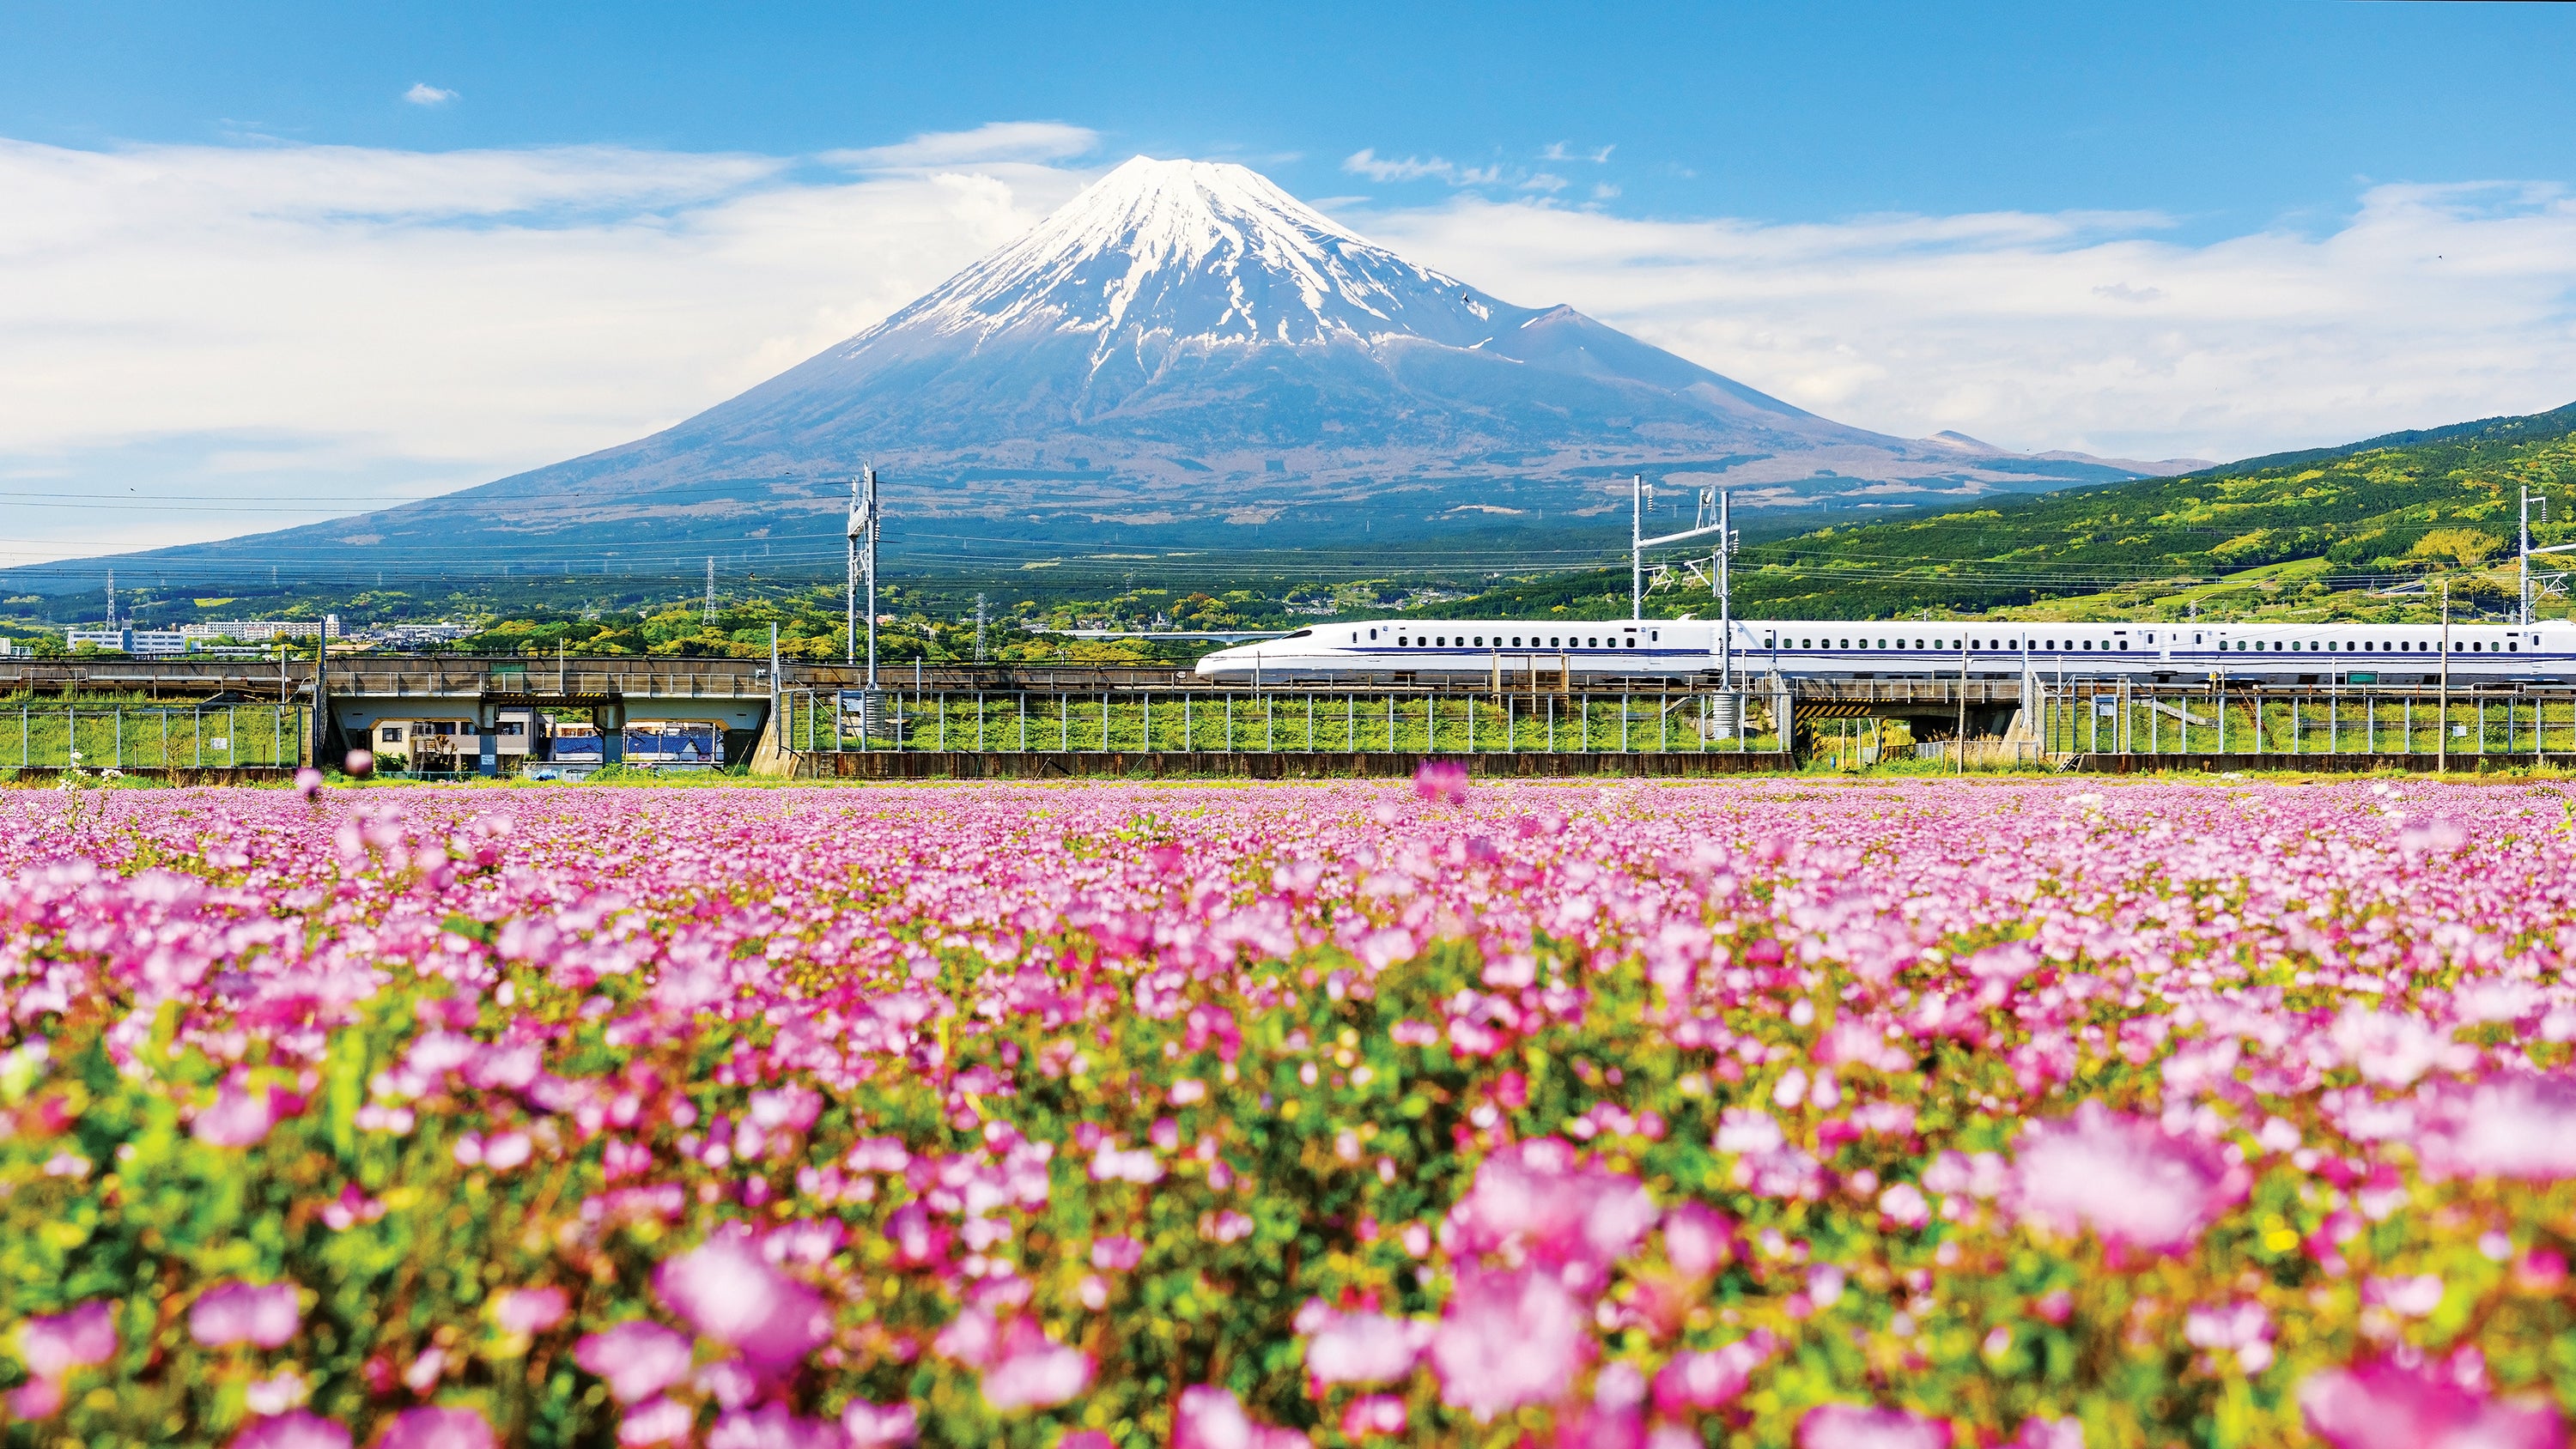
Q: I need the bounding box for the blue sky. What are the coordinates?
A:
[8,0,2571,236]
[4,1,2575,561]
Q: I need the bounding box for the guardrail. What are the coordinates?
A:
[772,687,1795,755]
[2034,682,2576,758]
[2,703,305,770]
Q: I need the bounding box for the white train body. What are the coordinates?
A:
[1194,618,2570,684]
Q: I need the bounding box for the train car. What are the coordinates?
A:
[1194,618,2572,686]
[623,722,722,770]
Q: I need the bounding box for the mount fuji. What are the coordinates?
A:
[58,156,2200,579]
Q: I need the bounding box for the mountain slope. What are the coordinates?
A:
[26,156,2184,584]
[1726,402,2576,617]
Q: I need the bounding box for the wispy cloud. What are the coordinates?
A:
[0,136,1086,560]
[401,82,457,106]
[825,121,1097,170]
[1352,181,2576,459]
[1540,142,1613,164]
[1340,149,1498,185]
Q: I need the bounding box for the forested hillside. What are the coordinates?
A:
[1725,402,2576,617]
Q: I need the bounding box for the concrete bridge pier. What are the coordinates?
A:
[597,699,627,767]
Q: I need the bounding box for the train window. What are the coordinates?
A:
[1649,631,1659,641]
[2511,642,2519,652]
[2473,641,2483,652]
[1552,637,1562,647]
[1764,636,1775,648]
[1471,636,1481,646]
[1800,638,1812,648]
[1838,638,1848,648]
[1368,629,1377,640]
[1628,639,1639,649]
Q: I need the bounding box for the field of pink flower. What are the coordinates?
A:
[3,774,2574,1449]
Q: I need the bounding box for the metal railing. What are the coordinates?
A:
[2036,682,2576,757]
[774,687,1793,755]
[5,703,305,770]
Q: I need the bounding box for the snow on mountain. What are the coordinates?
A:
[88,156,2166,571]
[897,155,1491,351]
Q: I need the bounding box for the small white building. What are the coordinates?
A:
[66,627,192,655]
[181,615,342,645]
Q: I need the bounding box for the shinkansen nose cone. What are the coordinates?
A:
[1195,641,1265,679]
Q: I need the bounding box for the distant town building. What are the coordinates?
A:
[66,627,192,655]
[180,615,342,644]
[352,621,475,648]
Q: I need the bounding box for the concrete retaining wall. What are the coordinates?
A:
[2073,752,2560,773]
[791,750,1797,780]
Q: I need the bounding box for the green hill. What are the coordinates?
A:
[1723,402,2576,618]
[1412,402,2576,624]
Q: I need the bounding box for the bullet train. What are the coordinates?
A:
[1194,618,2572,685]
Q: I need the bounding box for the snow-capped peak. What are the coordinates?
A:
[868,155,1518,358]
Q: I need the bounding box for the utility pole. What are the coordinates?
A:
[2522,485,2533,627]
[1630,475,1644,620]
[861,467,880,694]
[974,592,988,664]
[846,475,862,667]
[1717,489,1735,688]
[104,569,116,631]
[2439,577,2451,773]
[703,558,715,626]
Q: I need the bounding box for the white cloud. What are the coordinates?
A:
[1349,181,2576,462]
[0,136,1089,561]
[1540,142,1613,164]
[824,120,1097,171]
[1340,149,1499,186]
[402,82,457,106]
[5,129,2574,566]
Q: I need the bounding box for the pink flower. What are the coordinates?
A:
[617,1398,695,1446]
[343,749,374,778]
[2009,1101,2243,1253]
[575,1321,697,1404]
[979,1319,1092,1411]
[294,768,325,800]
[1443,1138,1657,1290]
[1340,1396,1407,1438]
[2416,1075,2576,1182]
[653,1233,831,1371]
[1660,1202,1735,1277]
[2300,1359,2567,1449]
[8,1379,64,1418]
[1796,1404,1953,1449]
[230,1412,351,1449]
[194,1082,285,1148]
[1652,1337,1773,1413]
[379,1407,497,1449]
[1175,1384,1311,1449]
[491,1286,570,1336]
[1431,1266,1591,1416]
[1091,1235,1145,1271]
[1413,760,1469,805]
[1301,1306,1432,1387]
[191,1282,301,1349]
[2009,1419,2084,1449]
[707,1405,846,1449]
[841,1400,918,1448]
[17,1300,118,1378]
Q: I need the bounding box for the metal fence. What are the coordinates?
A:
[5,703,306,770]
[2037,683,2576,757]
[775,688,1791,755]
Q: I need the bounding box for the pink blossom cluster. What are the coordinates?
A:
[0,775,2571,1446]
